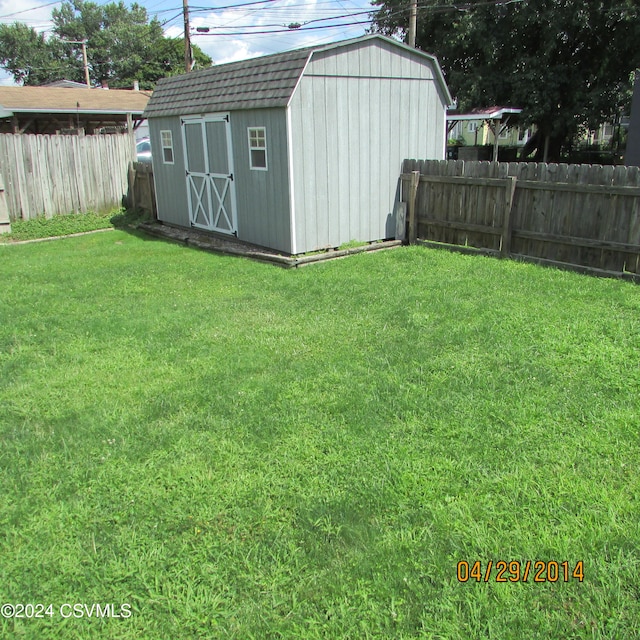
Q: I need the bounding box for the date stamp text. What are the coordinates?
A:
[457,560,584,583]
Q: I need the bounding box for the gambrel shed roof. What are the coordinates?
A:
[143,35,452,118]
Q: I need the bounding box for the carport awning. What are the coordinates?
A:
[447,106,523,159]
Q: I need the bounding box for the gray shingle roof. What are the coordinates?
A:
[143,35,453,118]
[143,46,313,118]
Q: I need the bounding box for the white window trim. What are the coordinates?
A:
[247,126,268,171]
[160,129,174,165]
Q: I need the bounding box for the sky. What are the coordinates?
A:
[0,0,384,85]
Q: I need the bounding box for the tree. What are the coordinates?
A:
[149,37,213,80]
[372,0,640,160]
[0,0,211,89]
[0,23,68,85]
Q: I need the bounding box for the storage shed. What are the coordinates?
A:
[143,34,452,254]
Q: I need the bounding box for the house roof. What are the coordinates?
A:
[0,86,151,116]
[43,79,92,89]
[144,34,452,118]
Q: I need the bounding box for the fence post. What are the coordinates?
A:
[0,172,11,234]
[408,170,420,244]
[148,165,158,219]
[501,175,517,256]
[128,161,137,211]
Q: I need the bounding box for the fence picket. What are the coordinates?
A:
[0,133,135,220]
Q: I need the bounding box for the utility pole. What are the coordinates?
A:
[408,0,417,48]
[81,41,90,87]
[183,0,193,73]
[61,39,91,87]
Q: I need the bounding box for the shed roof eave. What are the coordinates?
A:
[145,100,290,119]
[447,107,523,121]
[5,107,145,116]
[285,51,313,109]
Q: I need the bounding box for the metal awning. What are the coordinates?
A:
[447,106,523,160]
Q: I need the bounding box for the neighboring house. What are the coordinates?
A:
[43,79,91,89]
[0,86,151,135]
[447,107,528,148]
[143,34,452,255]
[588,122,615,146]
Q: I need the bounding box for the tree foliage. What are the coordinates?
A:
[0,23,67,85]
[372,0,640,159]
[0,0,211,89]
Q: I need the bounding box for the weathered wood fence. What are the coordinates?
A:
[0,172,10,234]
[127,162,157,218]
[400,160,640,280]
[0,133,135,220]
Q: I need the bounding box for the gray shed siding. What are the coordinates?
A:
[149,116,189,227]
[288,40,447,254]
[230,108,291,253]
[149,110,291,250]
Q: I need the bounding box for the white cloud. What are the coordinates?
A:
[0,0,60,30]
[213,40,260,65]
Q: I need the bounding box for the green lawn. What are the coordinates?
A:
[1,230,639,639]
[0,209,147,243]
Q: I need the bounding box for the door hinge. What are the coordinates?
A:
[224,114,229,122]
[228,173,234,181]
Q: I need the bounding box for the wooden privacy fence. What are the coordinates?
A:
[400,160,640,280]
[127,162,157,218]
[0,133,135,220]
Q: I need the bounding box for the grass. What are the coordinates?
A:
[0,208,149,242]
[1,231,639,639]
[338,239,370,250]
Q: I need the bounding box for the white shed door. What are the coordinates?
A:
[181,114,237,235]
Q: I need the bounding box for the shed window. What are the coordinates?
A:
[161,130,174,164]
[248,127,267,170]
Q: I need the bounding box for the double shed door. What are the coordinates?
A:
[181,114,237,235]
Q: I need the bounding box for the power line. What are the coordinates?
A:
[189,0,283,11]
[194,20,373,36]
[192,7,375,31]
[149,0,371,16]
[0,0,61,20]
[188,0,524,34]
